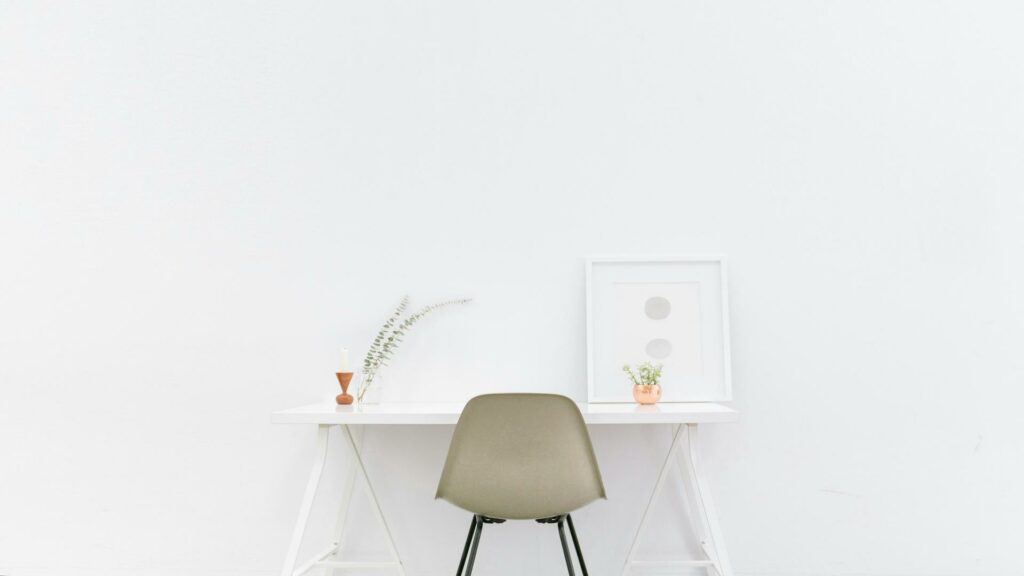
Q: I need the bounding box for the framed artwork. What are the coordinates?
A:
[586,255,732,403]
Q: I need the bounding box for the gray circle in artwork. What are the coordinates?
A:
[646,338,673,360]
[644,296,672,320]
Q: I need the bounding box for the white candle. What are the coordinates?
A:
[340,348,350,372]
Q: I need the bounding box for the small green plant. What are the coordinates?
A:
[623,362,663,388]
[359,295,472,401]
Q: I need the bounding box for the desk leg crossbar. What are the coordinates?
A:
[280,424,405,576]
[622,424,733,576]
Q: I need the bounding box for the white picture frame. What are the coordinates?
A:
[586,255,732,403]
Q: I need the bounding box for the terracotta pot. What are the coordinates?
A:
[336,372,354,405]
[633,384,662,405]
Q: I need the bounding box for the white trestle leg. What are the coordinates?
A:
[280,424,405,576]
[327,425,362,576]
[621,423,735,576]
[678,424,734,576]
[280,425,332,576]
[334,425,406,575]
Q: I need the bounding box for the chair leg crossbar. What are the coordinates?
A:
[455,514,589,576]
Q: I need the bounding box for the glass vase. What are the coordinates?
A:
[357,369,385,405]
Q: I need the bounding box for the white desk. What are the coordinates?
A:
[274,402,738,576]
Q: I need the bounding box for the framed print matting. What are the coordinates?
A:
[586,255,732,403]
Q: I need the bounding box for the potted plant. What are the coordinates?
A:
[623,362,663,405]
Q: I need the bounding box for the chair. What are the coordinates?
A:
[436,393,606,576]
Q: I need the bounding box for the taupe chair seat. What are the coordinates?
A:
[436,393,606,576]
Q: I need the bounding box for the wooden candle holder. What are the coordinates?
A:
[336,372,354,405]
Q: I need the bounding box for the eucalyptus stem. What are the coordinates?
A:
[358,296,472,401]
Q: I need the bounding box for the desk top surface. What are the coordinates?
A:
[273,401,738,425]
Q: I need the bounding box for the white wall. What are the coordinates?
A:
[3,1,1024,575]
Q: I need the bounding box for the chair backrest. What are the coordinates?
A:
[436,393,606,520]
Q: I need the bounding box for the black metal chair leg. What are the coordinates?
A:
[556,516,577,576]
[456,515,478,576]
[464,515,484,576]
[565,514,589,576]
